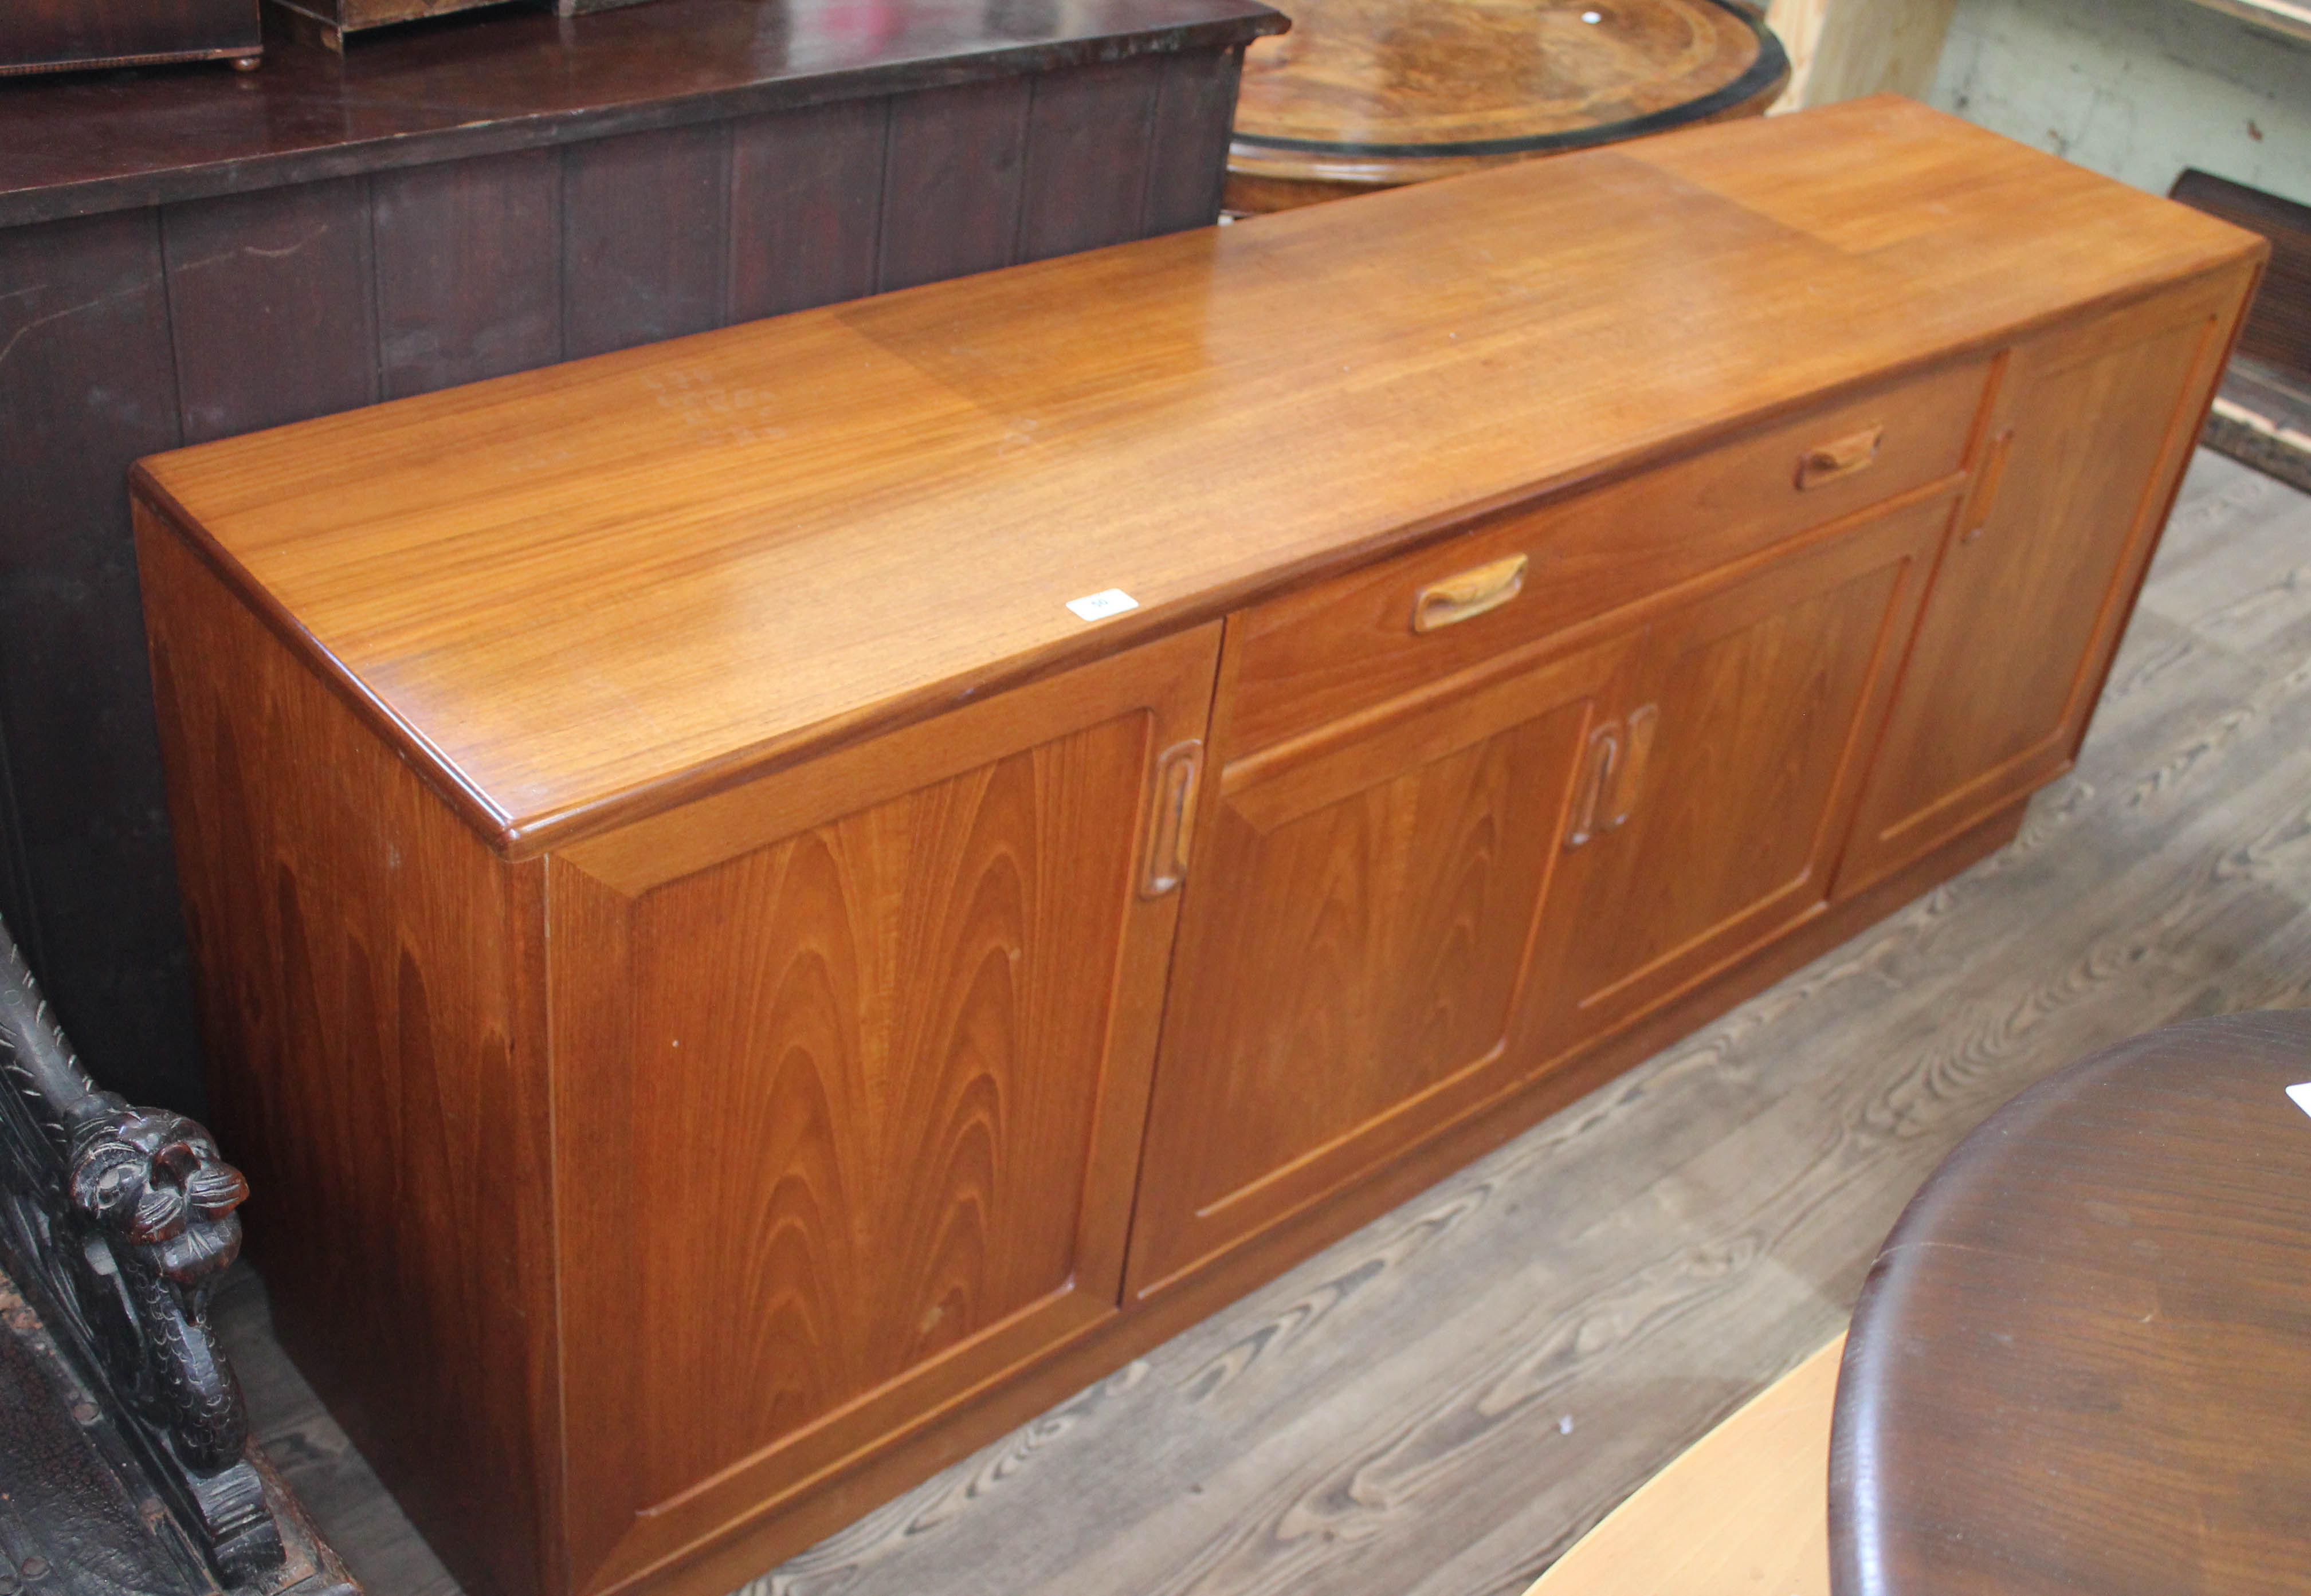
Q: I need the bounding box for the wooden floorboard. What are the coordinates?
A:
[209,448,2311,1596]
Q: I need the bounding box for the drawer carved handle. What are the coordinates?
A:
[1796,426,1884,490]
[1603,703,1659,830]
[1412,553,1529,633]
[1564,722,1620,850]
[1141,740,1203,898]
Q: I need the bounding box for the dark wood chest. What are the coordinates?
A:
[0,0,259,74]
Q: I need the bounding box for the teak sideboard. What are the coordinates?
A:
[128,97,2261,1596]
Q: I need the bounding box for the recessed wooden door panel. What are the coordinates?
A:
[1127,630,1639,1298]
[1836,277,2243,895]
[549,625,1219,1595]
[1521,495,1952,1059]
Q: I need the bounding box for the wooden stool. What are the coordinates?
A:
[1226,0,1788,212]
[1526,1334,1840,1596]
[1830,1012,2311,1594]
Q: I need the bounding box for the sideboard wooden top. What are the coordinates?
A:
[0,0,1286,229]
[133,96,2262,858]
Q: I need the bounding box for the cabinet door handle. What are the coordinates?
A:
[1796,426,1884,490]
[1412,553,1529,633]
[1603,703,1658,830]
[1564,721,1620,850]
[1960,427,2016,545]
[1141,740,1203,898]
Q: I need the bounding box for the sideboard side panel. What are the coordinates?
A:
[134,506,562,1596]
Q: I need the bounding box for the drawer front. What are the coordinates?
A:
[1224,355,1993,752]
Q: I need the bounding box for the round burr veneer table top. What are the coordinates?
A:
[1225,0,1788,211]
[1829,1011,2311,1595]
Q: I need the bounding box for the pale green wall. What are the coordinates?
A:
[1929,0,2311,207]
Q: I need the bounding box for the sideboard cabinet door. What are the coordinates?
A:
[1125,627,1643,1298]
[1517,492,1953,1058]
[542,623,1221,1594]
[1835,274,2249,895]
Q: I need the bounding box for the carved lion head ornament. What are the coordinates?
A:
[66,1100,250,1278]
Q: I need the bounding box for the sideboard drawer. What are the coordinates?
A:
[1223,353,1994,752]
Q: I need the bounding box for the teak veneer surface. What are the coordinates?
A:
[131,97,2255,862]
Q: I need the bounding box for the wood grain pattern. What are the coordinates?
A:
[1223,355,1988,754]
[1225,0,1784,206]
[550,626,1219,1596]
[711,447,2311,1596]
[1832,1012,2311,1595]
[1128,631,1637,1293]
[1521,493,1951,1057]
[1837,273,2244,895]
[129,100,2261,863]
[139,106,2264,1596]
[134,507,560,1596]
[204,450,2311,1596]
[631,731,1130,1467]
[2,27,1255,1121]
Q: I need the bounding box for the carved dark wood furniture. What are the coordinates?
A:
[1830,1011,2311,1595]
[0,0,1286,1133]
[0,1,260,76]
[2171,169,2311,493]
[130,98,2259,1596]
[1225,0,1786,211]
[0,914,356,1596]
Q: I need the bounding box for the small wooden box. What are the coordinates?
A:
[266,0,653,52]
[0,0,260,74]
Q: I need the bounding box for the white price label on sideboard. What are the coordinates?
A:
[1067,588,1139,622]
